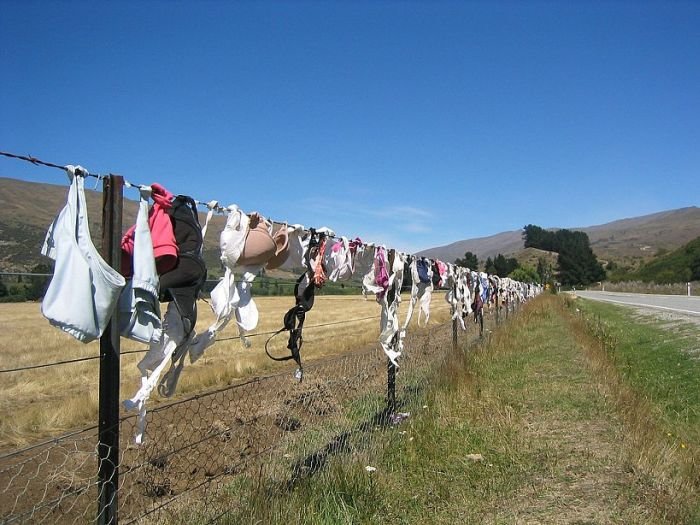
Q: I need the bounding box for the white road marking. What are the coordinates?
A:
[583,297,700,316]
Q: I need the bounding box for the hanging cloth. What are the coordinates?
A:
[265,228,328,381]
[402,257,433,330]
[124,194,209,443]
[41,166,125,343]
[378,250,406,366]
[118,186,161,343]
[123,303,187,444]
[444,264,462,331]
[121,183,178,277]
[459,268,473,322]
[188,205,249,362]
[200,200,219,241]
[361,245,390,299]
[326,236,363,282]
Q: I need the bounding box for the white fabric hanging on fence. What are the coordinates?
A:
[199,200,219,241]
[459,268,473,321]
[444,264,465,331]
[189,206,270,362]
[123,303,188,444]
[402,257,433,330]
[41,166,125,343]
[326,237,351,281]
[479,272,490,304]
[282,224,309,269]
[361,245,389,298]
[118,186,161,344]
[123,199,218,443]
[378,252,406,366]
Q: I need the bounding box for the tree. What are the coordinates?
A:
[524,224,556,251]
[509,265,540,283]
[493,253,519,278]
[691,254,700,281]
[556,232,606,286]
[484,257,496,275]
[523,223,606,286]
[25,263,52,301]
[0,276,7,298]
[455,251,478,270]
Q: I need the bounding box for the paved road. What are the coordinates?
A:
[575,291,700,316]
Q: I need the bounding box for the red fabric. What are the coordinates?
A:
[374,247,390,299]
[121,183,178,277]
[348,237,363,255]
[436,260,448,287]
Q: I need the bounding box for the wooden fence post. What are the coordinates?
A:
[97,175,123,525]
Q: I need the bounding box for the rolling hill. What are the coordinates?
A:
[0,176,698,273]
[0,176,227,273]
[419,206,700,267]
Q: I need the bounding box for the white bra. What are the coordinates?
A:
[41,166,125,343]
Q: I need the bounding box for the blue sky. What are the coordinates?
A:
[1,1,698,254]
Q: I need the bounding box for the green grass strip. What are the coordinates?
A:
[575,299,700,442]
[200,296,697,524]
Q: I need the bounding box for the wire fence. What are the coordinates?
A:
[0,151,525,524]
[0,303,511,524]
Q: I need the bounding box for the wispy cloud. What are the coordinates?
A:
[371,205,434,220]
[290,198,436,253]
[401,222,432,233]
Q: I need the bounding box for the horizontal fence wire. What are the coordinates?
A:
[0,303,518,524]
[0,150,527,524]
[0,314,386,374]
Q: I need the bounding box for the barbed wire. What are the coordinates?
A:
[0,149,472,261]
[0,151,110,179]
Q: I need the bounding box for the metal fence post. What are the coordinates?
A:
[387,358,396,413]
[495,293,500,325]
[97,175,123,525]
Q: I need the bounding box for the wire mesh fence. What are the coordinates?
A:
[0,304,506,524]
[0,155,525,524]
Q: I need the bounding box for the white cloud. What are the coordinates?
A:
[371,205,434,220]
[401,222,432,233]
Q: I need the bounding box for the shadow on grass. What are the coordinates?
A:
[286,383,425,489]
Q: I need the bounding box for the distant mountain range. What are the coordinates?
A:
[0,176,698,272]
[418,207,700,266]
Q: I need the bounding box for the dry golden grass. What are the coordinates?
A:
[0,292,452,450]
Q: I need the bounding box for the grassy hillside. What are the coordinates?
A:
[419,207,700,267]
[418,229,524,264]
[583,206,700,261]
[0,176,226,273]
[512,246,558,269]
[628,236,700,283]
